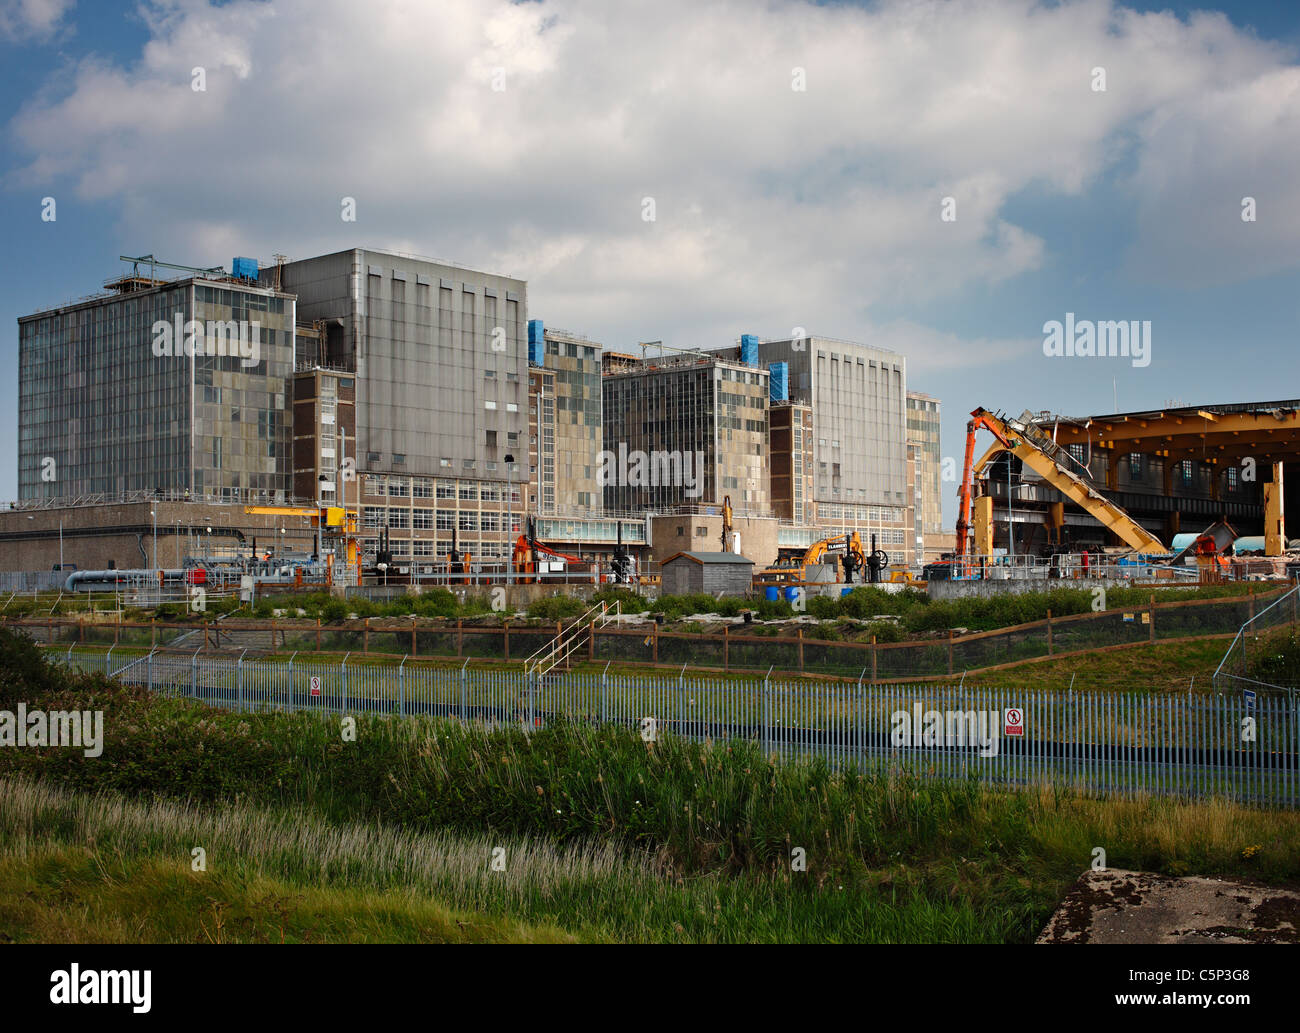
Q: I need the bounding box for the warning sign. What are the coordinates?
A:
[1004,708,1024,737]
[309,676,321,698]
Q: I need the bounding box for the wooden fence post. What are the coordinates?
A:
[457,618,463,657]
[1149,594,1155,643]
[1046,610,1053,655]
[316,618,321,652]
[797,628,804,672]
[588,619,595,661]
[947,630,954,675]
[871,634,878,682]
[364,617,370,654]
[503,620,510,661]
[652,624,659,664]
[723,625,729,671]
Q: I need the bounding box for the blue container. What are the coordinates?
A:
[527,319,545,365]
[841,587,853,597]
[783,586,800,602]
[769,361,788,402]
[764,586,779,602]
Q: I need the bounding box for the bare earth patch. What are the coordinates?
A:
[1038,869,1300,944]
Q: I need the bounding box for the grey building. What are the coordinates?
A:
[755,335,907,510]
[268,249,528,487]
[18,267,295,501]
[602,354,770,514]
[659,550,755,595]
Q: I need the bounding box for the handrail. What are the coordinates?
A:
[524,600,621,678]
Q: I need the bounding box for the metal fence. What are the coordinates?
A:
[48,645,1300,807]
[6,585,1291,678]
[1214,582,1300,693]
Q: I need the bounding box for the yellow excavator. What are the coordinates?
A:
[756,531,885,585]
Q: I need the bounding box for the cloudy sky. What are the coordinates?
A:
[2,0,1298,521]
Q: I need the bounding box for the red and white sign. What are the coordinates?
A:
[309,676,322,698]
[1004,708,1024,737]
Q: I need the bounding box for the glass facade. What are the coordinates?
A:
[18,279,294,500]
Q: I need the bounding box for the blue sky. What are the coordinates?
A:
[2,0,1298,524]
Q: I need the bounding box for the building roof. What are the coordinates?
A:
[662,550,755,566]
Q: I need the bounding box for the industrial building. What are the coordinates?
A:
[18,256,297,502]
[268,249,529,568]
[601,349,771,515]
[5,250,949,582]
[972,402,1299,560]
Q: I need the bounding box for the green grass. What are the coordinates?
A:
[3,628,1299,943]
[960,636,1234,693]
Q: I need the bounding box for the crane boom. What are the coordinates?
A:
[957,408,1167,558]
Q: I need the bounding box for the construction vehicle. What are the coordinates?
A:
[243,503,361,585]
[513,515,590,584]
[757,531,874,585]
[950,408,1239,580]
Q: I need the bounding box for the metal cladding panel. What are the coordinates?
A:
[769,361,788,402]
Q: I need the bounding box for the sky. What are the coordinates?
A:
[1,0,1297,524]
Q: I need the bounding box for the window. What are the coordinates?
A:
[485,400,497,410]
[507,402,518,413]
[393,454,405,465]
[1180,459,1194,485]
[1226,465,1239,491]
[413,509,434,529]
[696,526,708,537]
[436,510,455,531]
[387,509,409,529]
[440,458,452,468]
[459,483,478,501]
[459,512,479,532]
[363,507,384,529]
[1128,453,1142,477]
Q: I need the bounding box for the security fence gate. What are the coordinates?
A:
[50,646,1299,807]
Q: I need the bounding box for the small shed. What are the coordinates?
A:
[660,551,755,596]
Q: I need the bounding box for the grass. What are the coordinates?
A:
[959,636,1235,693]
[4,628,1300,943]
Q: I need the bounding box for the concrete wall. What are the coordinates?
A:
[0,502,321,572]
[928,576,1117,601]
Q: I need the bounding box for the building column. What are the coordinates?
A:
[1265,461,1286,557]
[973,496,994,557]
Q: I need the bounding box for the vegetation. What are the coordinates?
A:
[1,628,1298,944]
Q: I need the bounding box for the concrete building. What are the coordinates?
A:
[768,401,814,525]
[268,248,529,564]
[18,262,296,502]
[754,335,908,511]
[602,353,770,513]
[530,323,602,515]
[649,510,778,569]
[907,391,943,563]
[293,367,357,507]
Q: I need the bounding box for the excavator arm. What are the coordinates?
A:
[959,408,1167,557]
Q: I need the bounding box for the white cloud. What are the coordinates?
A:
[0,0,74,43]
[5,0,1299,363]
